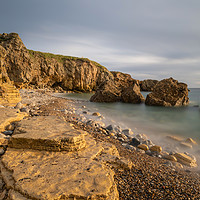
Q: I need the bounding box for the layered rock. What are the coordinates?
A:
[145,78,189,106]
[90,71,144,103]
[0,115,135,199]
[0,33,113,92]
[139,79,158,91]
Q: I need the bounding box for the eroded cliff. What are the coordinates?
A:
[0,33,113,92]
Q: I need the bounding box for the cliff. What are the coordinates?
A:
[0,33,114,92]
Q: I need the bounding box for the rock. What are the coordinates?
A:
[20,107,29,113]
[15,102,23,109]
[0,107,27,132]
[82,105,86,108]
[121,84,145,103]
[150,145,162,153]
[142,139,154,147]
[0,33,114,92]
[90,71,144,104]
[185,138,197,145]
[106,124,114,131]
[145,78,189,107]
[82,111,88,114]
[163,154,177,162]
[6,123,15,131]
[173,162,183,169]
[139,79,159,91]
[0,148,5,155]
[3,130,13,136]
[92,112,101,116]
[166,135,184,142]
[130,138,140,147]
[90,80,121,102]
[137,144,149,151]
[174,153,197,167]
[179,142,193,149]
[122,128,133,136]
[9,116,87,152]
[145,150,152,156]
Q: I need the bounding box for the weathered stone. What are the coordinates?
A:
[185,138,197,145]
[121,84,145,104]
[179,142,193,149]
[145,78,189,107]
[0,33,114,92]
[137,144,149,151]
[150,145,162,153]
[90,80,121,102]
[9,116,87,152]
[166,135,184,142]
[163,154,177,162]
[0,107,27,132]
[140,79,158,91]
[174,153,197,167]
[122,128,134,136]
[92,112,101,116]
[130,138,140,147]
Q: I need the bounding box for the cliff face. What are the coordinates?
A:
[0,33,113,92]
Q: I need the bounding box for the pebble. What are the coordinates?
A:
[179,142,193,149]
[185,138,197,145]
[122,128,133,136]
[0,148,5,155]
[92,112,101,116]
[130,138,140,147]
[20,107,29,113]
[82,111,88,114]
[137,144,149,151]
[3,130,13,136]
[106,124,114,131]
[150,145,162,153]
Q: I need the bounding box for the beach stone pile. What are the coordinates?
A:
[0,115,135,199]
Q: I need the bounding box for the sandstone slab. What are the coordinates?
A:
[9,116,87,152]
[1,140,119,199]
[174,153,197,167]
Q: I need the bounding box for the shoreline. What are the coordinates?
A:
[0,89,200,199]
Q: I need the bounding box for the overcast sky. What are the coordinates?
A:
[1,0,200,87]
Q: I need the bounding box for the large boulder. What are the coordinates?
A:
[121,84,145,103]
[90,80,121,102]
[140,79,158,91]
[145,78,189,106]
[90,72,145,104]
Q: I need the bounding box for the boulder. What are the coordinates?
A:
[90,72,145,104]
[139,79,158,91]
[145,78,189,107]
[121,84,145,103]
[90,81,121,102]
[174,153,197,167]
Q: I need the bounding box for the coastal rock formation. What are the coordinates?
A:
[90,71,144,103]
[139,79,158,91]
[0,33,113,92]
[145,78,189,106]
[0,115,137,199]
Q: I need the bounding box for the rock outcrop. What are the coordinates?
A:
[145,78,189,107]
[0,115,134,199]
[139,79,158,91]
[0,33,113,92]
[90,71,145,103]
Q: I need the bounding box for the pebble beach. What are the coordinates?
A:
[2,89,198,199]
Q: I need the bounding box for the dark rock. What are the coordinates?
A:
[130,138,140,147]
[121,84,145,103]
[145,78,189,106]
[106,124,114,131]
[140,79,158,91]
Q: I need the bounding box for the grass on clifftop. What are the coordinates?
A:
[28,50,106,70]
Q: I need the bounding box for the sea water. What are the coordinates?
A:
[62,88,200,142]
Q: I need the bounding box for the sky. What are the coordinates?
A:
[0,0,200,87]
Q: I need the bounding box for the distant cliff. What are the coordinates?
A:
[0,33,114,92]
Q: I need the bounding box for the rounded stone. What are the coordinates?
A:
[137,144,149,151]
[92,112,101,117]
[150,145,162,153]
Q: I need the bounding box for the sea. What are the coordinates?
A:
[59,88,200,167]
[62,88,200,140]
